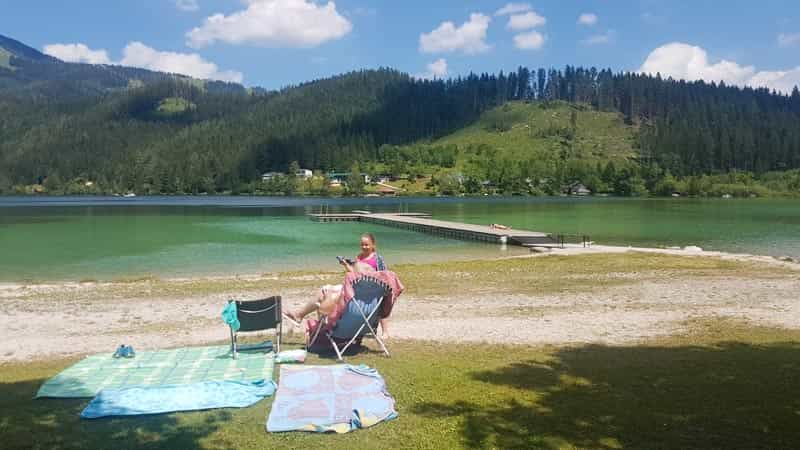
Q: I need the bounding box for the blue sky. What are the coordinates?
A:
[2,0,799,92]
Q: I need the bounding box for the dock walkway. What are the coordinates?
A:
[309,212,567,247]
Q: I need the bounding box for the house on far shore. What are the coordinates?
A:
[376,182,403,197]
[326,171,370,183]
[295,168,313,179]
[261,171,283,182]
[569,182,591,196]
[327,172,348,183]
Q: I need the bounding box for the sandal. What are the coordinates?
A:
[113,344,126,358]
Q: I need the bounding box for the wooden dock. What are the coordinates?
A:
[309,211,568,247]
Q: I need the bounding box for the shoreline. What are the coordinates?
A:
[1,247,798,363]
[1,244,797,290]
[524,243,800,268]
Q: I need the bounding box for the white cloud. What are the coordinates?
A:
[778,32,800,47]
[507,11,546,30]
[427,58,448,77]
[120,42,243,83]
[513,30,545,50]
[748,68,800,93]
[581,30,614,45]
[42,41,242,83]
[415,58,448,80]
[577,13,597,26]
[43,43,111,64]
[175,0,199,12]
[639,42,800,94]
[419,13,491,54]
[495,3,531,16]
[186,0,352,49]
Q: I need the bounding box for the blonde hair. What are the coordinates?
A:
[361,233,376,246]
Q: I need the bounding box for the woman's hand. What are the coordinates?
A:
[339,258,354,272]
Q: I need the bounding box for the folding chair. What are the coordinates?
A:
[228,296,282,359]
[307,276,391,361]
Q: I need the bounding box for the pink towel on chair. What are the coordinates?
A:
[306,271,404,334]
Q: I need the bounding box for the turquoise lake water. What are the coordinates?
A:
[1,196,798,282]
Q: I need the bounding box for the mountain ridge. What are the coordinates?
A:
[0,34,60,63]
[0,33,246,98]
[0,35,798,196]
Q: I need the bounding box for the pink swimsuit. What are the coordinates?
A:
[357,253,378,270]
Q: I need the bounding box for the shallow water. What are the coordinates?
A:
[1,196,798,282]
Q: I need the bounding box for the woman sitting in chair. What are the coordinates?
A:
[283,233,396,338]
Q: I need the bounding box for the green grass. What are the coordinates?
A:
[0,47,15,71]
[156,97,197,115]
[3,324,800,449]
[5,254,796,448]
[434,101,638,164]
[396,252,789,297]
[12,252,789,303]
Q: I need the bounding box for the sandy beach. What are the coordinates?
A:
[2,246,798,363]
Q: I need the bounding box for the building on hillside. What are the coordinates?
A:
[376,183,403,197]
[261,172,283,182]
[295,169,313,178]
[568,182,591,196]
[327,172,349,183]
[326,172,370,183]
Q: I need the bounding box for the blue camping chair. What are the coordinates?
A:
[307,276,391,361]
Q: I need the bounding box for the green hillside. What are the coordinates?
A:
[367,101,642,196]
[0,48,14,71]
[1,32,798,197]
[436,100,637,163]
[0,33,245,100]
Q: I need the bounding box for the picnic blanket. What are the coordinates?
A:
[266,364,397,433]
[37,345,274,398]
[81,379,276,419]
[276,349,307,364]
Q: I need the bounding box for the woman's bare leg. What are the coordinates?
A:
[286,289,325,322]
[287,286,342,321]
[379,318,390,339]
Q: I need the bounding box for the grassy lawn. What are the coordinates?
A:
[14,253,789,303]
[434,101,638,163]
[156,97,197,115]
[3,323,800,449]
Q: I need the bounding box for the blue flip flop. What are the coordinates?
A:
[113,345,125,358]
[122,345,136,358]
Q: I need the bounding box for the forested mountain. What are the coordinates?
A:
[1,34,799,196]
[0,34,246,99]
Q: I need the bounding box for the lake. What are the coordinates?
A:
[1,196,798,282]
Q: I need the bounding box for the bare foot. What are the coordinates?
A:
[282,311,301,326]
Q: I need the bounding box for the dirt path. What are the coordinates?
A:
[2,248,799,363]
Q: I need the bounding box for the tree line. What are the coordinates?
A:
[1,64,799,196]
